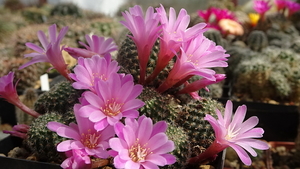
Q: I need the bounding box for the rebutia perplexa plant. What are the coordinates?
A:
[0,4,270,169]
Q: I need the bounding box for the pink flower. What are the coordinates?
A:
[189,100,269,166]
[145,4,207,84]
[109,115,176,169]
[274,0,287,11]
[47,104,115,158]
[19,24,71,81]
[64,35,117,59]
[178,74,226,94]
[61,149,92,169]
[286,0,300,16]
[157,34,229,93]
[0,72,40,118]
[69,54,119,92]
[198,7,236,30]
[3,124,30,139]
[79,73,144,131]
[120,5,161,84]
[253,0,271,16]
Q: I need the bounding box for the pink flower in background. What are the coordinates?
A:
[19,24,71,81]
[121,5,161,84]
[253,0,271,16]
[0,72,40,118]
[109,115,176,169]
[274,0,287,11]
[198,7,236,30]
[286,0,300,16]
[157,34,229,93]
[145,4,207,84]
[3,124,30,139]
[65,35,117,59]
[69,54,119,92]
[47,104,115,158]
[60,149,92,169]
[79,73,144,131]
[189,100,269,166]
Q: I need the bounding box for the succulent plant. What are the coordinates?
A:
[176,98,224,157]
[34,81,84,115]
[138,87,180,123]
[204,29,228,48]
[246,30,268,52]
[24,110,75,163]
[162,122,191,169]
[50,3,82,17]
[232,46,300,103]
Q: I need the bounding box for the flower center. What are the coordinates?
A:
[129,139,150,162]
[225,126,240,141]
[81,129,100,149]
[102,98,123,117]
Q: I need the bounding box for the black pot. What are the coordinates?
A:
[0,136,61,169]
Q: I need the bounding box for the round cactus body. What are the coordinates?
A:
[34,81,84,114]
[25,110,75,163]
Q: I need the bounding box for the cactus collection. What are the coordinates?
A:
[1,1,300,169]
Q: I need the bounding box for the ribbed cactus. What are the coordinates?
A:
[34,81,84,115]
[246,30,268,52]
[24,110,75,163]
[232,46,300,103]
[204,29,228,48]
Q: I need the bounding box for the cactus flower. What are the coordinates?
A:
[64,35,117,59]
[188,100,269,166]
[19,24,71,81]
[60,149,92,169]
[79,73,144,131]
[0,72,40,118]
[120,5,161,84]
[109,115,176,169]
[157,34,229,93]
[69,54,120,92]
[198,7,236,30]
[145,4,207,84]
[47,104,115,159]
[274,0,287,12]
[286,0,300,17]
[3,124,30,139]
[253,0,271,18]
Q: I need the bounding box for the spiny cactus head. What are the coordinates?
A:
[138,86,180,123]
[25,110,75,163]
[34,81,84,114]
[176,98,224,157]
